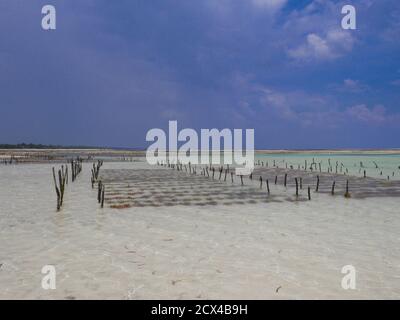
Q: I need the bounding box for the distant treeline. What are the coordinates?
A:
[0,143,98,149]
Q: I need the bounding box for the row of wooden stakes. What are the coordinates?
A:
[52,165,68,211]
[255,159,399,181]
[52,158,84,211]
[71,158,83,182]
[158,160,352,200]
[91,160,103,188]
[89,160,105,208]
[2,156,15,165]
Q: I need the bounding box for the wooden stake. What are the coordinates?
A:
[52,167,61,211]
[344,180,351,198]
[98,181,102,203]
[101,185,105,208]
[58,169,64,206]
[65,166,68,185]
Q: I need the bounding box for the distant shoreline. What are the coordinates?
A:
[1,148,400,156]
[1,143,400,154]
[255,149,400,155]
[0,143,144,151]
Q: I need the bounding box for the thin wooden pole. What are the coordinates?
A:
[101,185,105,208]
[52,167,61,211]
[284,173,287,187]
[98,181,102,203]
[344,180,351,198]
[58,169,64,206]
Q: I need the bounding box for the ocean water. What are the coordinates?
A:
[255,152,400,180]
[0,158,399,299]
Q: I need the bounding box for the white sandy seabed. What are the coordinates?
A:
[0,161,399,300]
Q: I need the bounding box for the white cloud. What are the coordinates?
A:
[256,86,399,127]
[251,0,287,11]
[346,104,387,124]
[288,29,355,62]
[283,0,357,63]
[257,86,338,126]
[343,79,359,88]
[260,88,297,120]
[205,0,287,15]
[330,79,369,93]
[289,33,332,60]
[344,79,370,92]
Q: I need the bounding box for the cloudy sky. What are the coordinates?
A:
[0,0,399,149]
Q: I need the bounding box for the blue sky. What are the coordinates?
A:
[0,0,399,149]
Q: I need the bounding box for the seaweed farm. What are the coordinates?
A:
[98,155,400,210]
[102,168,288,209]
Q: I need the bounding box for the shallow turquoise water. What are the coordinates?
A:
[254,153,400,180]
